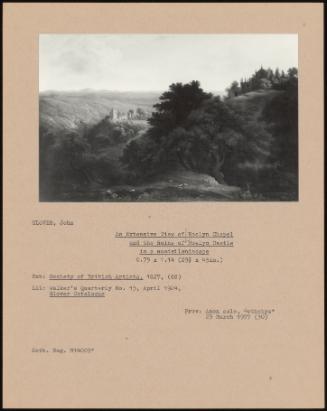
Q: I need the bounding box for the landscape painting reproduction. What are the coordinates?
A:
[39,34,298,202]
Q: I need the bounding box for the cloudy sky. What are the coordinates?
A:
[39,34,298,92]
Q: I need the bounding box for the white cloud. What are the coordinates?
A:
[39,34,298,92]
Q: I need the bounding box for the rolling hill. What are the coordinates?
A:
[39,90,160,131]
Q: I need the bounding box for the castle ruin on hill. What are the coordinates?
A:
[108,107,149,122]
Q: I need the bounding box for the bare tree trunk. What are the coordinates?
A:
[209,151,226,184]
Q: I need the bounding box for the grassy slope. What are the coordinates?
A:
[225,89,282,116]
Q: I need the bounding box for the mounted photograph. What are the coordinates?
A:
[39,34,298,202]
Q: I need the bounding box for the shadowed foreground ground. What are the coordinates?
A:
[44,169,296,202]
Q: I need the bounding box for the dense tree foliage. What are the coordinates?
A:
[148,81,212,137]
[121,80,276,185]
[226,66,298,98]
[39,118,145,199]
[261,75,298,173]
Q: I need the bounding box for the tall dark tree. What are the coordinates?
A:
[148,81,212,139]
[122,81,273,184]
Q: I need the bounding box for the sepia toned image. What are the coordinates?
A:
[39,34,298,202]
[4,3,324,409]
